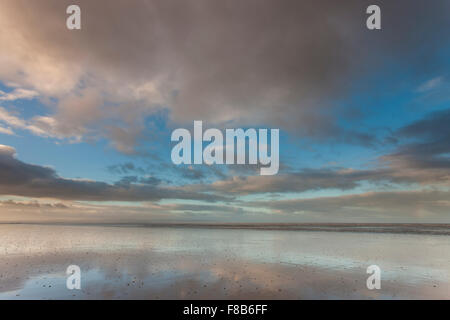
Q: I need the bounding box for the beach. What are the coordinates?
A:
[0,224,449,299]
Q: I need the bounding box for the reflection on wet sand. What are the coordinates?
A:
[0,224,449,299]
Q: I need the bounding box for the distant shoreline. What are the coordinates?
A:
[1,222,449,235]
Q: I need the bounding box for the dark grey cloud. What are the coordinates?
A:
[178,166,205,180]
[0,145,227,202]
[381,108,450,184]
[398,108,450,143]
[139,176,162,186]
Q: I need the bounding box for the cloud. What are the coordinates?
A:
[188,167,389,195]
[98,108,450,201]
[0,199,69,209]
[381,108,450,184]
[0,2,448,223]
[0,0,448,151]
[107,162,147,175]
[0,106,84,141]
[0,107,58,137]
[417,77,444,93]
[247,190,450,220]
[0,126,14,135]
[114,175,161,187]
[180,108,450,195]
[169,203,244,214]
[0,141,448,223]
[0,144,16,157]
[0,88,38,101]
[0,145,227,202]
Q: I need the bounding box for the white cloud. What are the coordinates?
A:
[0,88,38,101]
[0,107,70,138]
[417,76,444,92]
[0,144,16,156]
[0,125,14,135]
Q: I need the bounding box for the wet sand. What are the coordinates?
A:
[0,224,449,299]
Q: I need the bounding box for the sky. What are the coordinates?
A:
[0,0,449,224]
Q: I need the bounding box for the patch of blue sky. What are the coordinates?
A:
[0,131,128,183]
